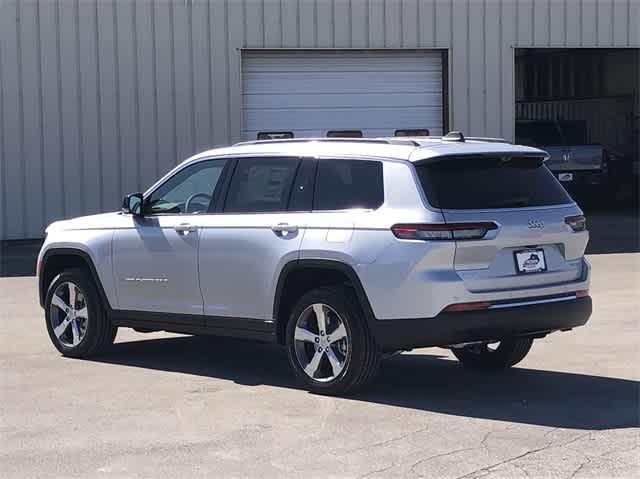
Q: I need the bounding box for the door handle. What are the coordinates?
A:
[271,223,298,236]
[174,223,197,234]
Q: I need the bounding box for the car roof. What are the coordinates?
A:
[186,136,548,165]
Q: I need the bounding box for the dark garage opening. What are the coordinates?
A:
[515,48,639,210]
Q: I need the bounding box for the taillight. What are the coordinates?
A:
[36,259,42,278]
[565,215,586,232]
[576,289,589,298]
[391,222,498,241]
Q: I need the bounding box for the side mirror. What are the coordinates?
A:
[122,193,144,216]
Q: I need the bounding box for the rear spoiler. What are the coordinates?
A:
[413,152,550,166]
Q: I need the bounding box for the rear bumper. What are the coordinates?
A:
[370,296,592,352]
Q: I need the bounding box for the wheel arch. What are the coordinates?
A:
[39,248,112,310]
[273,259,376,345]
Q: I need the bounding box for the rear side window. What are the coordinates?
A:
[314,159,383,210]
[224,157,300,212]
[416,156,572,209]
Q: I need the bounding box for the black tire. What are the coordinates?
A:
[44,268,117,358]
[285,286,380,395]
[452,338,534,371]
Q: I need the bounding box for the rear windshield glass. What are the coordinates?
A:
[416,156,573,209]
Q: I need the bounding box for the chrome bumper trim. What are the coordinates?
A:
[488,294,578,310]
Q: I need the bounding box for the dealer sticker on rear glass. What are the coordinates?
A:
[514,249,547,274]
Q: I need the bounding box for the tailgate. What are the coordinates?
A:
[415,153,588,293]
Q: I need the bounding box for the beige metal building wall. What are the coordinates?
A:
[1,0,638,240]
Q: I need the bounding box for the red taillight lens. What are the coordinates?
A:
[576,289,589,298]
[391,222,498,241]
[36,259,42,278]
[565,215,586,232]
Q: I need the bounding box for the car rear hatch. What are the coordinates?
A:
[415,154,588,293]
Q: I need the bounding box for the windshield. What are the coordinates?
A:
[515,122,563,147]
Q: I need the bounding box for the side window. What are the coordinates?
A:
[314,159,384,211]
[145,160,227,215]
[224,157,300,213]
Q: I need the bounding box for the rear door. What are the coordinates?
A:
[416,155,589,293]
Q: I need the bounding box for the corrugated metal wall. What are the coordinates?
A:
[1,0,638,240]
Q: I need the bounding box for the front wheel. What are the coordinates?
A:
[285,287,379,395]
[45,269,117,358]
[451,338,534,370]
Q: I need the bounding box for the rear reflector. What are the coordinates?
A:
[444,301,491,312]
[576,289,589,298]
[391,222,498,241]
[565,215,586,232]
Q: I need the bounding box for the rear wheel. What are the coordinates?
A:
[285,286,379,395]
[451,338,533,370]
[45,269,117,358]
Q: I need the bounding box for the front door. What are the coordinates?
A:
[113,158,229,317]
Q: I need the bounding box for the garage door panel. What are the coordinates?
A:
[242,51,443,139]
[243,92,443,109]
[243,53,443,72]
[243,73,442,95]
[243,127,443,139]
[244,107,442,130]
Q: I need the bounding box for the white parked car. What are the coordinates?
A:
[37,133,592,394]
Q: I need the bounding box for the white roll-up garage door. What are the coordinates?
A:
[241,51,444,140]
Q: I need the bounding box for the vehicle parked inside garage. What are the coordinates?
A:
[37,133,592,394]
[515,119,619,199]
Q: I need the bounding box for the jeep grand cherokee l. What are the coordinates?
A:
[37,133,592,394]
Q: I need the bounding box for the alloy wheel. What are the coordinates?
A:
[293,303,351,382]
[49,281,89,348]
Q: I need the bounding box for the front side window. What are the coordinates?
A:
[314,159,384,211]
[224,157,300,213]
[145,160,227,215]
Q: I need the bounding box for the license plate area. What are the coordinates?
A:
[514,249,547,274]
[558,172,573,182]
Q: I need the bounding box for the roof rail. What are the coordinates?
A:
[233,137,419,147]
[466,136,509,143]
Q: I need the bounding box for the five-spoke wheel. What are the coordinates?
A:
[293,303,351,382]
[286,287,380,395]
[49,281,89,348]
[45,269,117,357]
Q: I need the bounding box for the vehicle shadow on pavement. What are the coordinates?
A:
[94,334,638,431]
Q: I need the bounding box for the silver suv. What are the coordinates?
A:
[37,133,592,394]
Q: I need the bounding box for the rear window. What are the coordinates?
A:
[515,122,562,146]
[416,156,572,209]
[314,159,383,210]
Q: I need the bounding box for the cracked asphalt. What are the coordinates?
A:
[1,249,638,478]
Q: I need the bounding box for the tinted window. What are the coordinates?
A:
[314,160,384,210]
[257,131,293,140]
[558,121,588,144]
[326,130,363,138]
[417,156,572,209]
[224,157,300,212]
[515,122,563,146]
[288,160,316,211]
[145,160,227,215]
